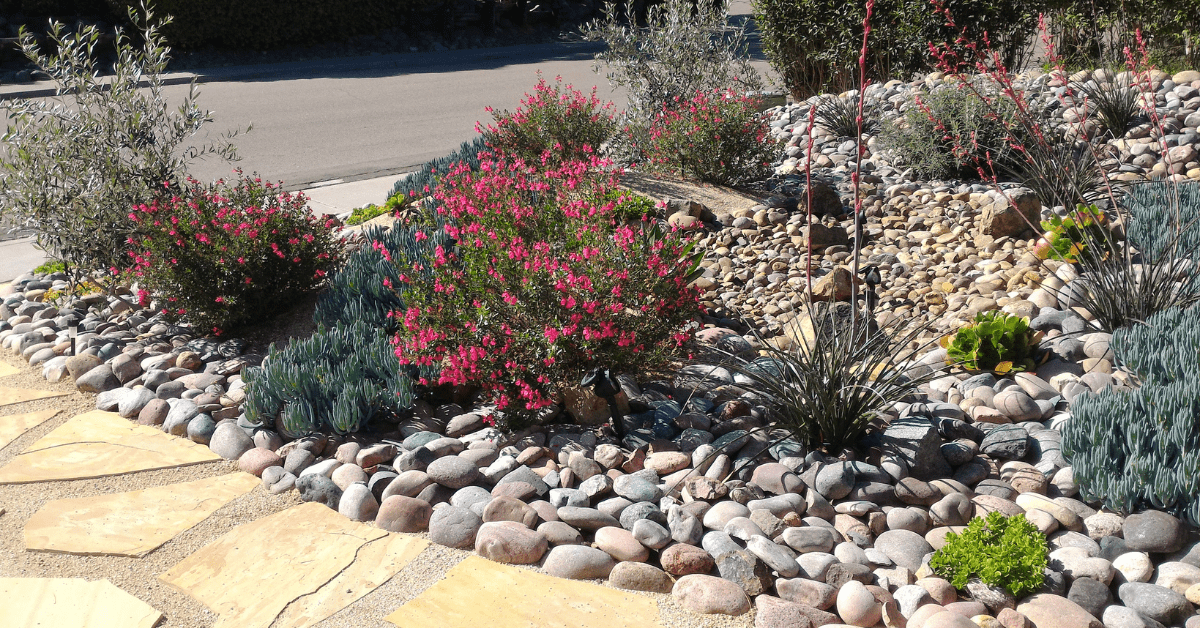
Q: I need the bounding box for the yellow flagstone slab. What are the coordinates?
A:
[385,555,665,628]
[0,408,60,451]
[0,577,163,628]
[24,472,261,557]
[273,533,430,628]
[159,501,393,628]
[0,385,69,409]
[0,361,21,378]
[0,410,220,484]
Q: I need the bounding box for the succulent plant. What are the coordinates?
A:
[943,311,1041,374]
[1062,305,1200,525]
[1034,204,1115,264]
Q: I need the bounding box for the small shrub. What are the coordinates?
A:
[0,3,244,285]
[1063,306,1200,525]
[347,192,408,226]
[943,311,1040,374]
[716,299,945,453]
[127,173,342,333]
[33,260,66,275]
[392,154,703,428]
[479,74,618,167]
[813,94,881,138]
[1034,204,1117,263]
[753,0,1043,98]
[581,0,762,124]
[600,189,659,222]
[879,83,1025,181]
[929,511,1048,598]
[641,88,779,185]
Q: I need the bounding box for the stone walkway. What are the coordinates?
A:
[0,332,675,628]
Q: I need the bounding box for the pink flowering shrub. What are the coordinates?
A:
[392,153,703,428]
[478,74,618,168]
[127,172,343,333]
[640,88,779,186]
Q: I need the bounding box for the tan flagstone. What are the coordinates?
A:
[385,555,665,628]
[0,410,220,484]
[273,532,429,628]
[0,577,163,628]
[24,472,261,557]
[0,385,69,409]
[0,361,21,378]
[0,408,60,451]
[159,501,395,628]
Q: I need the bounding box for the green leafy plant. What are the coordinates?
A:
[33,260,66,275]
[1034,204,1117,263]
[0,2,246,288]
[752,0,1042,98]
[930,511,1048,598]
[943,311,1041,374]
[600,189,659,222]
[347,192,408,226]
[715,299,946,453]
[127,173,342,334]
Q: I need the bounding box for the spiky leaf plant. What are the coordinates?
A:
[713,299,946,454]
[813,94,881,138]
[1041,182,1200,333]
[1070,80,1144,138]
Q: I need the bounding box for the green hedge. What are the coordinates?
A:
[103,0,431,49]
[752,0,1045,97]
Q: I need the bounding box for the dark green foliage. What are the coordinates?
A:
[242,321,417,435]
[1044,0,1200,70]
[389,137,487,202]
[103,0,422,49]
[879,84,1025,181]
[752,0,1044,98]
[929,511,1048,597]
[944,311,1039,374]
[813,95,881,138]
[716,300,944,453]
[1062,306,1200,525]
[1071,80,1143,138]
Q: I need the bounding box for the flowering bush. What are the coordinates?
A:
[392,154,703,428]
[479,75,618,168]
[640,89,779,186]
[127,173,343,333]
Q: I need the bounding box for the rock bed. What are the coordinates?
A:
[3,68,1200,628]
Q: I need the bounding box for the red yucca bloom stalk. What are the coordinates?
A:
[849,0,874,329]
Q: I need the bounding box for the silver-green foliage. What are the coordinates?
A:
[581,0,762,124]
[1062,306,1200,525]
[243,321,416,436]
[1125,181,1200,265]
[0,2,245,281]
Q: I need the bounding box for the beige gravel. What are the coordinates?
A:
[0,352,756,628]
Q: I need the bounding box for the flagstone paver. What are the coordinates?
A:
[385,555,665,628]
[0,385,69,409]
[0,577,163,628]
[0,410,220,484]
[0,408,60,451]
[24,472,261,557]
[0,361,22,378]
[160,501,428,628]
